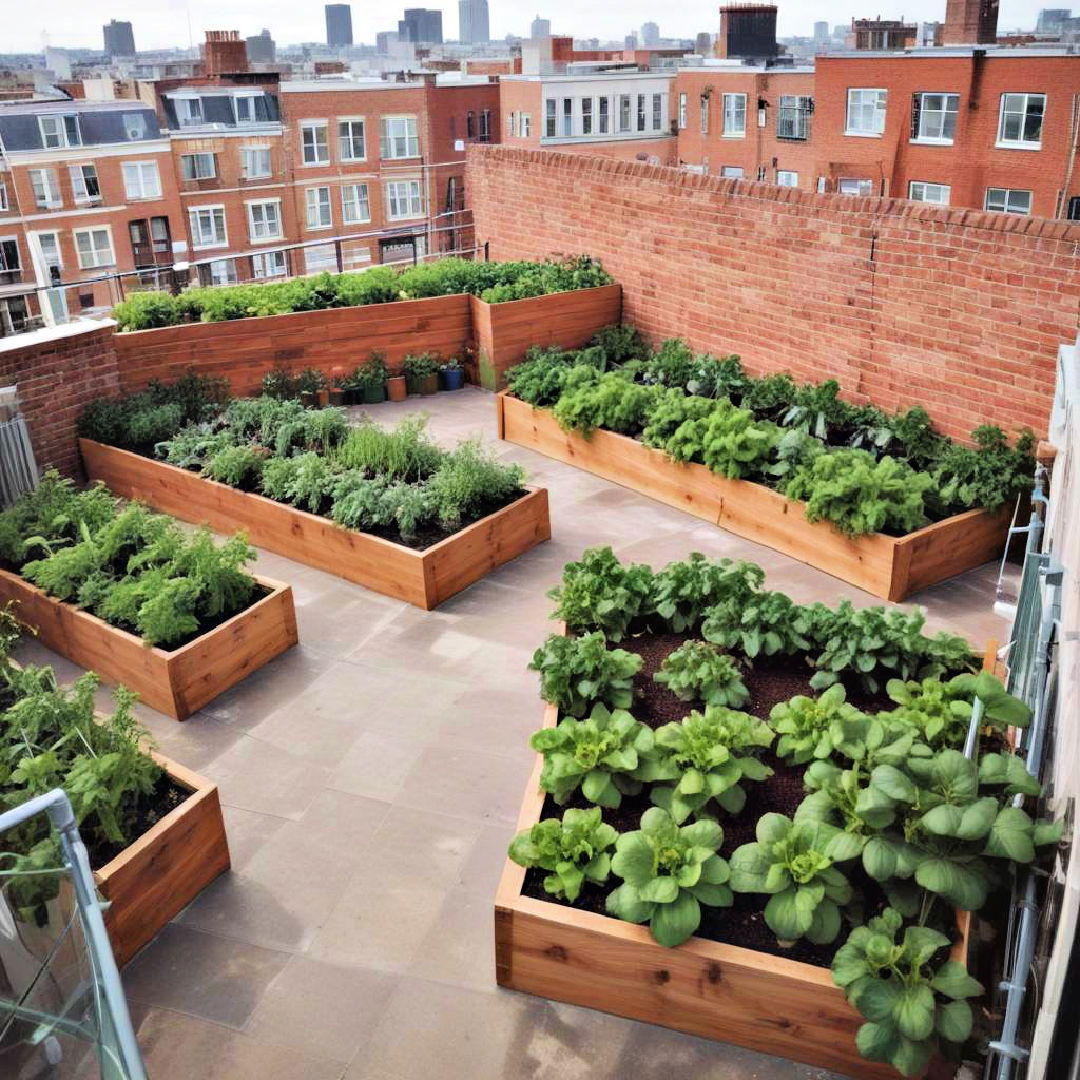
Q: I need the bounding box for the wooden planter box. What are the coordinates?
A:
[0,568,297,721]
[496,694,969,1080]
[80,439,552,611]
[471,284,623,390]
[496,392,1009,602]
[97,753,230,966]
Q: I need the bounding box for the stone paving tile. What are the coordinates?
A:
[15,386,1011,1079]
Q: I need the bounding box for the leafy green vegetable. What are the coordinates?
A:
[651,553,764,634]
[657,398,777,480]
[701,590,820,658]
[546,546,655,641]
[507,807,617,902]
[770,685,869,765]
[529,631,641,717]
[653,641,749,708]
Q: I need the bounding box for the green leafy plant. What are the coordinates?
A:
[505,348,582,406]
[637,707,774,821]
[262,367,296,400]
[658,398,777,480]
[929,425,1034,516]
[653,641,749,708]
[546,546,655,641]
[651,552,764,634]
[552,370,661,437]
[530,703,652,808]
[640,389,715,449]
[529,631,642,718]
[605,807,733,946]
[701,589,820,658]
[402,353,439,381]
[729,813,854,944]
[201,443,265,487]
[507,807,617,902]
[425,440,525,529]
[770,684,870,765]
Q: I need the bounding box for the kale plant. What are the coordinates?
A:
[657,398,777,480]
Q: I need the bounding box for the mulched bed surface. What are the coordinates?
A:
[522,630,896,969]
[88,772,190,869]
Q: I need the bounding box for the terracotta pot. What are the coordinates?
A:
[316,388,330,407]
[387,376,407,402]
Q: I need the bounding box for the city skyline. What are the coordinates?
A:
[13,0,1053,54]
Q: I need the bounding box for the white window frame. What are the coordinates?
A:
[380,116,419,159]
[206,258,237,286]
[384,178,423,221]
[0,180,7,212]
[678,92,688,130]
[838,177,874,196]
[996,93,1045,150]
[241,147,272,179]
[563,98,574,137]
[544,99,557,138]
[338,117,366,162]
[0,237,22,274]
[188,205,228,249]
[300,120,330,165]
[122,160,162,200]
[722,93,747,138]
[581,97,593,136]
[776,170,798,187]
[777,95,812,140]
[180,152,216,181]
[908,180,951,205]
[29,169,61,209]
[720,166,744,178]
[252,250,288,279]
[846,88,887,137]
[700,95,710,134]
[304,186,333,230]
[246,198,283,243]
[234,93,260,124]
[175,97,203,126]
[985,187,1033,215]
[520,113,531,138]
[341,183,370,224]
[39,113,81,149]
[912,92,959,145]
[598,97,609,135]
[36,231,62,272]
[73,225,115,269]
[69,164,101,203]
[619,95,632,134]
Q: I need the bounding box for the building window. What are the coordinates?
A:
[175,98,203,126]
[305,186,332,229]
[39,113,81,149]
[582,98,593,135]
[678,92,688,129]
[253,250,287,279]
[562,98,573,137]
[385,179,424,220]
[301,121,330,165]
[619,95,632,133]
[122,112,148,140]
[74,227,114,269]
[520,113,531,137]
[188,206,227,248]
[846,88,887,135]
[180,153,216,180]
[69,164,101,202]
[305,244,337,274]
[466,111,476,138]
[234,94,260,123]
[0,181,6,211]
[776,170,798,187]
[1068,196,1080,220]
[720,166,744,178]
[341,183,371,224]
[36,233,62,273]
[246,199,283,242]
[29,169,61,209]
[637,94,646,133]
[241,147,272,178]
[777,95,812,139]
[997,93,1045,149]
[204,259,237,286]
[598,97,609,134]
[722,93,746,137]
[122,161,162,199]
[909,181,951,205]
[911,93,959,143]
[338,119,366,161]
[545,99,557,137]
[985,187,1032,214]
[652,93,663,131]
[479,109,491,141]
[0,239,21,281]
[380,116,419,158]
[838,177,875,196]
[700,94,710,134]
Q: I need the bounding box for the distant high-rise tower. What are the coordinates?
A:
[530,15,551,38]
[942,0,999,43]
[103,19,136,56]
[246,28,276,62]
[377,30,400,53]
[641,20,660,45]
[325,4,354,47]
[459,0,490,42]
[813,19,829,42]
[399,8,444,42]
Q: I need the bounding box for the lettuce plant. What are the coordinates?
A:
[658,398,777,480]
[530,703,652,808]
[701,589,820,658]
[507,807,617,903]
[546,545,655,641]
[770,684,870,765]
[552,370,662,436]
[529,631,642,717]
[640,390,715,449]
[637,707,774,821]
[729,813,855,944]
[832,908,983,1078]
[605,807,732,946]
[653,641,749,708]
[651,552,764,633]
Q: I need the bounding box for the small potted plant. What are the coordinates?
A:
[262,367,295,400]
[360,353,389,404]
[403,353,439,396]
[438,358,465,392]
[329,368,346,407]
[295,368,325,408]
[387,370,408,402]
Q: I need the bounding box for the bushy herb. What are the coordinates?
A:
[333,416,442,482]
[506,347,582,406]
[507,807,617,902]
[529,631,642,717]
[402,353,439,380]
[202,443,265,487]
[653,641,749,708]
[426,440,525,529]
[546,546,655,641]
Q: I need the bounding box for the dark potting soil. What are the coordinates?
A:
[520,630,897,969]
[87,771,190,869]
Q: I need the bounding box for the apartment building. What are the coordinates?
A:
[0,99,181,333]
[500,70,676,164]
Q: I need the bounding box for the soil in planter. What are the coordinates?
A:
[88,771,191,870]
[522,629,898,970]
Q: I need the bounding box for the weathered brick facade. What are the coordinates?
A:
[468,144,1079,440]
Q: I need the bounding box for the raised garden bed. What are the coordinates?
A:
[0,567,297,720]
[98,751,230,966]
[496,392,1009,602]
[80,438,551,610]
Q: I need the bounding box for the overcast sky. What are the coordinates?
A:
[19,0,1051,54]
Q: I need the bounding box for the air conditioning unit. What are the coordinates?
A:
[125,125,144,140]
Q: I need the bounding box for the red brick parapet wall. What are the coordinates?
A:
[0,321,120,479]
[467,144,1080,441]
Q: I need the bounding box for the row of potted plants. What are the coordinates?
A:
[497,547,1060,1078]
[263,354,466,408]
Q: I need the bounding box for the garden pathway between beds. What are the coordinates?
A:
[17,386,1009,1080]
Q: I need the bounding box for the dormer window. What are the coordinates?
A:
[39,114,81,149]
[176,98,203,126]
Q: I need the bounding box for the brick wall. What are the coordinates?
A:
[468,144,1080,440]
[0,321,120,477]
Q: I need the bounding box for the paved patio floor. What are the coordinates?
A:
[17,387,1009,1080]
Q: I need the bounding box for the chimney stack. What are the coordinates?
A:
[941,0,999,44]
